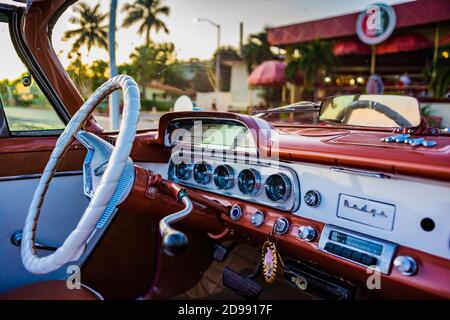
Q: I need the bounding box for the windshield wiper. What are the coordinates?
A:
[256,101,320,116]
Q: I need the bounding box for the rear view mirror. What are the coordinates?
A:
[319,95,421,128]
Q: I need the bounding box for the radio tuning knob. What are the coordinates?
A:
[298,226,317,242]
[393,256,417,276]
[274,217,290,235]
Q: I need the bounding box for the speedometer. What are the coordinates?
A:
[237,169,260,195]
[265,173,292,202]
[193,162,212,185]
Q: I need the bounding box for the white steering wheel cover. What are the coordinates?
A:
[21,75,140,274]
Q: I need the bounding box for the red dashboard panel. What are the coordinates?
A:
[187,189,450,299]
[121,167,450,299]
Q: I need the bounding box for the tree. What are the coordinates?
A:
[122,0,170,45]
[285,39,335,99]
[127,42,177,97]
[66,54,90,96]
[89,60,109,90]
[241,32,274,72]
[212,46,240,91]
[427,45,450,98]
[63,2,108,57]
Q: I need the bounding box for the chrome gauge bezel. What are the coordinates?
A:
[193,161,212,185]
[265,173,292,202]
[237,168,261,196]
[168,153,301,212]
[174,162,192,181]
[213,165,235,190]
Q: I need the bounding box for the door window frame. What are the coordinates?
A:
[0,4,70,138]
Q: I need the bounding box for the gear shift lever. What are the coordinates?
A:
[159,192,192,256]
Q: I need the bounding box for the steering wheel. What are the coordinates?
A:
[20,75,142,274]
[338,100,413,127]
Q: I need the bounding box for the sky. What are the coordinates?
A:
[1,0,411,78]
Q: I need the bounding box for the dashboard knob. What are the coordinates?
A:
[304,190,321,207]
[229,204,243,221]
[298,225,317,242]
[393,256,418,276]
[274,217,290,235]
[251,210,265,227]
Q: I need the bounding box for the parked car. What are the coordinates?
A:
[0,0,449,301]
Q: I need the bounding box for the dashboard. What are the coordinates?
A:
[136,114,450,298]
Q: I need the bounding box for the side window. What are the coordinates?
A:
[0,19,64,133]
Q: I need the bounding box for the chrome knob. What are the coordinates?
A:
[230,204,243,221]
[393,256,417,276]
[304,190,321,207]
[274,217,290,235]
[298,226,317,242]
[251,210,265,227]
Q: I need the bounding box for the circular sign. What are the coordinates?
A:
[356,3,396,45]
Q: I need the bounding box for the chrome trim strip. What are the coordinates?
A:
[330,167,391,179]
[0,171,83,182]
[164,117,258,155]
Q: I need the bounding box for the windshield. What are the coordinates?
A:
[48,1,450,130]
[319,94,422,128]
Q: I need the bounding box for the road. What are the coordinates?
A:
[3,106,161,131]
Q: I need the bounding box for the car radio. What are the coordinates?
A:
[318,225,397,274]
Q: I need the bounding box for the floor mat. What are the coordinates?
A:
[176,243,314,300]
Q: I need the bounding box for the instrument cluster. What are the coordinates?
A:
[168,155,300,212]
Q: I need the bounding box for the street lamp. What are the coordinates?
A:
[193,18,221,103]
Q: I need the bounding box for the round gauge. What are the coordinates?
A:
[174,162,191,180]
[213,165,235,190]
[237,169,260,196]
[193,162,211,185]
[265,173,292,202]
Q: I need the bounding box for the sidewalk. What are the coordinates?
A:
[94,111,163,130]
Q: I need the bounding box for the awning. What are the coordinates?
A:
[267,0,450,46]
[376,33,433,55]
[248,60,285,86]
[333,39,371,56]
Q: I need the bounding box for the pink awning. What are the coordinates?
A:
[376,33,433,55]
[248,60,285,86]
[333,39,371,56]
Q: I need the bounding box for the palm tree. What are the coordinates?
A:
[63,2,108,57]
[241,32,274,72]
[285,39,336,100]
[122,0,170,45]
